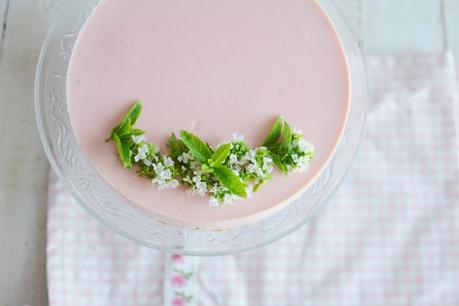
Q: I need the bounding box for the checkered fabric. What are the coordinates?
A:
[47,53,459,306]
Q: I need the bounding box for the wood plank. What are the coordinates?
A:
[0,0,65,305]
[363,0,445,53]
[443,0,459,61]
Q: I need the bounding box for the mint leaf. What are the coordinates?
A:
[112,133,133,168]
[167,133,187,158]
[213,165,247,197]
[116,119,132,136]
[281,121,292,148]
[210,143,231,167]
[107,102,143,141]
[271,153,288,175]
[131,128,145,136]
[262,117,284,146]
[125,101,142,125]
[179,130,212,164]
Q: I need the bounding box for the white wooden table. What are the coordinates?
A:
[0,1,458,305]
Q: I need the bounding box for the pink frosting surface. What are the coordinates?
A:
[67,0,350,229]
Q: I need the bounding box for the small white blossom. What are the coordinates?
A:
[152,161,178,189]
[293,128,303,135]
[297,139,314,153]
[261,156,274,173]
[208,197,220,208]
[264,164,273,173]
[156,179,179,190]
[177,152,191,164]
[192,175,208,195]
[163,169,172,180]
[209,184,219,194]
[153,162,165,174]
[296,156,311,173]
[223,193,238,204]
[132,135,145,144]
[163,156,174,167]
[134,144,149,162]
[292,153,300,164]
[228,154,238,164]
[232,133,245,141]
[247,163,258,174]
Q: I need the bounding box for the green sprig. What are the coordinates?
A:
[106,102,314,204]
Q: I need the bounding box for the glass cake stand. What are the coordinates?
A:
[35,0,367,256]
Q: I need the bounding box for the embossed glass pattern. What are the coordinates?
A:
[35,0,367,255]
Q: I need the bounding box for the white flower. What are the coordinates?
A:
[208,197,220,208]
[165,179,180,189]
[156,179,179,190]
[134,144,149,162]
[293,128,303,135]
[163,156,174,167]
[132,135,145,144]
[232,133,245,141]
[264,165,273,173]
[247,162,264,178]
[247,163,258,174]
[295,156,311,173]
[177,152,191,164]
[223,193,238,204]
[153,163,165,175]
[192,175,208,195]
[261,158,274,173]
[241,150,256,163]
[209,184,219,194]
[228,154,238,164]
[297,139,314,153]
[152,161,179,189]
[291,153,299,164]
[162,169,172,180]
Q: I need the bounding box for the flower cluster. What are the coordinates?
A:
[133,137,180,189]
[107,102,314,207]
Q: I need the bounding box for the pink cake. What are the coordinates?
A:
[67,0,350,229]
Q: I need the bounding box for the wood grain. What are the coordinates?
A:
[0,1,56,305]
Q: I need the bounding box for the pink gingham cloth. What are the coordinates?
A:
[47,52,459,306]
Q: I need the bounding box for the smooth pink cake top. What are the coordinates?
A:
[67,0,350,229]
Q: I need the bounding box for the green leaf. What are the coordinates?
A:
[179,130,212,164]
[213,165,247,198]
[108,101,143,139]
[210,143,231,167]
[131,128,145,136]
[167,133,187,158]
[262,117,284,147]
[271,153,288,175]
[124,101,142,125]
[281,121,292,148]
[112,133,133,168]
[253,180,265,192]
[116,118,132,136]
